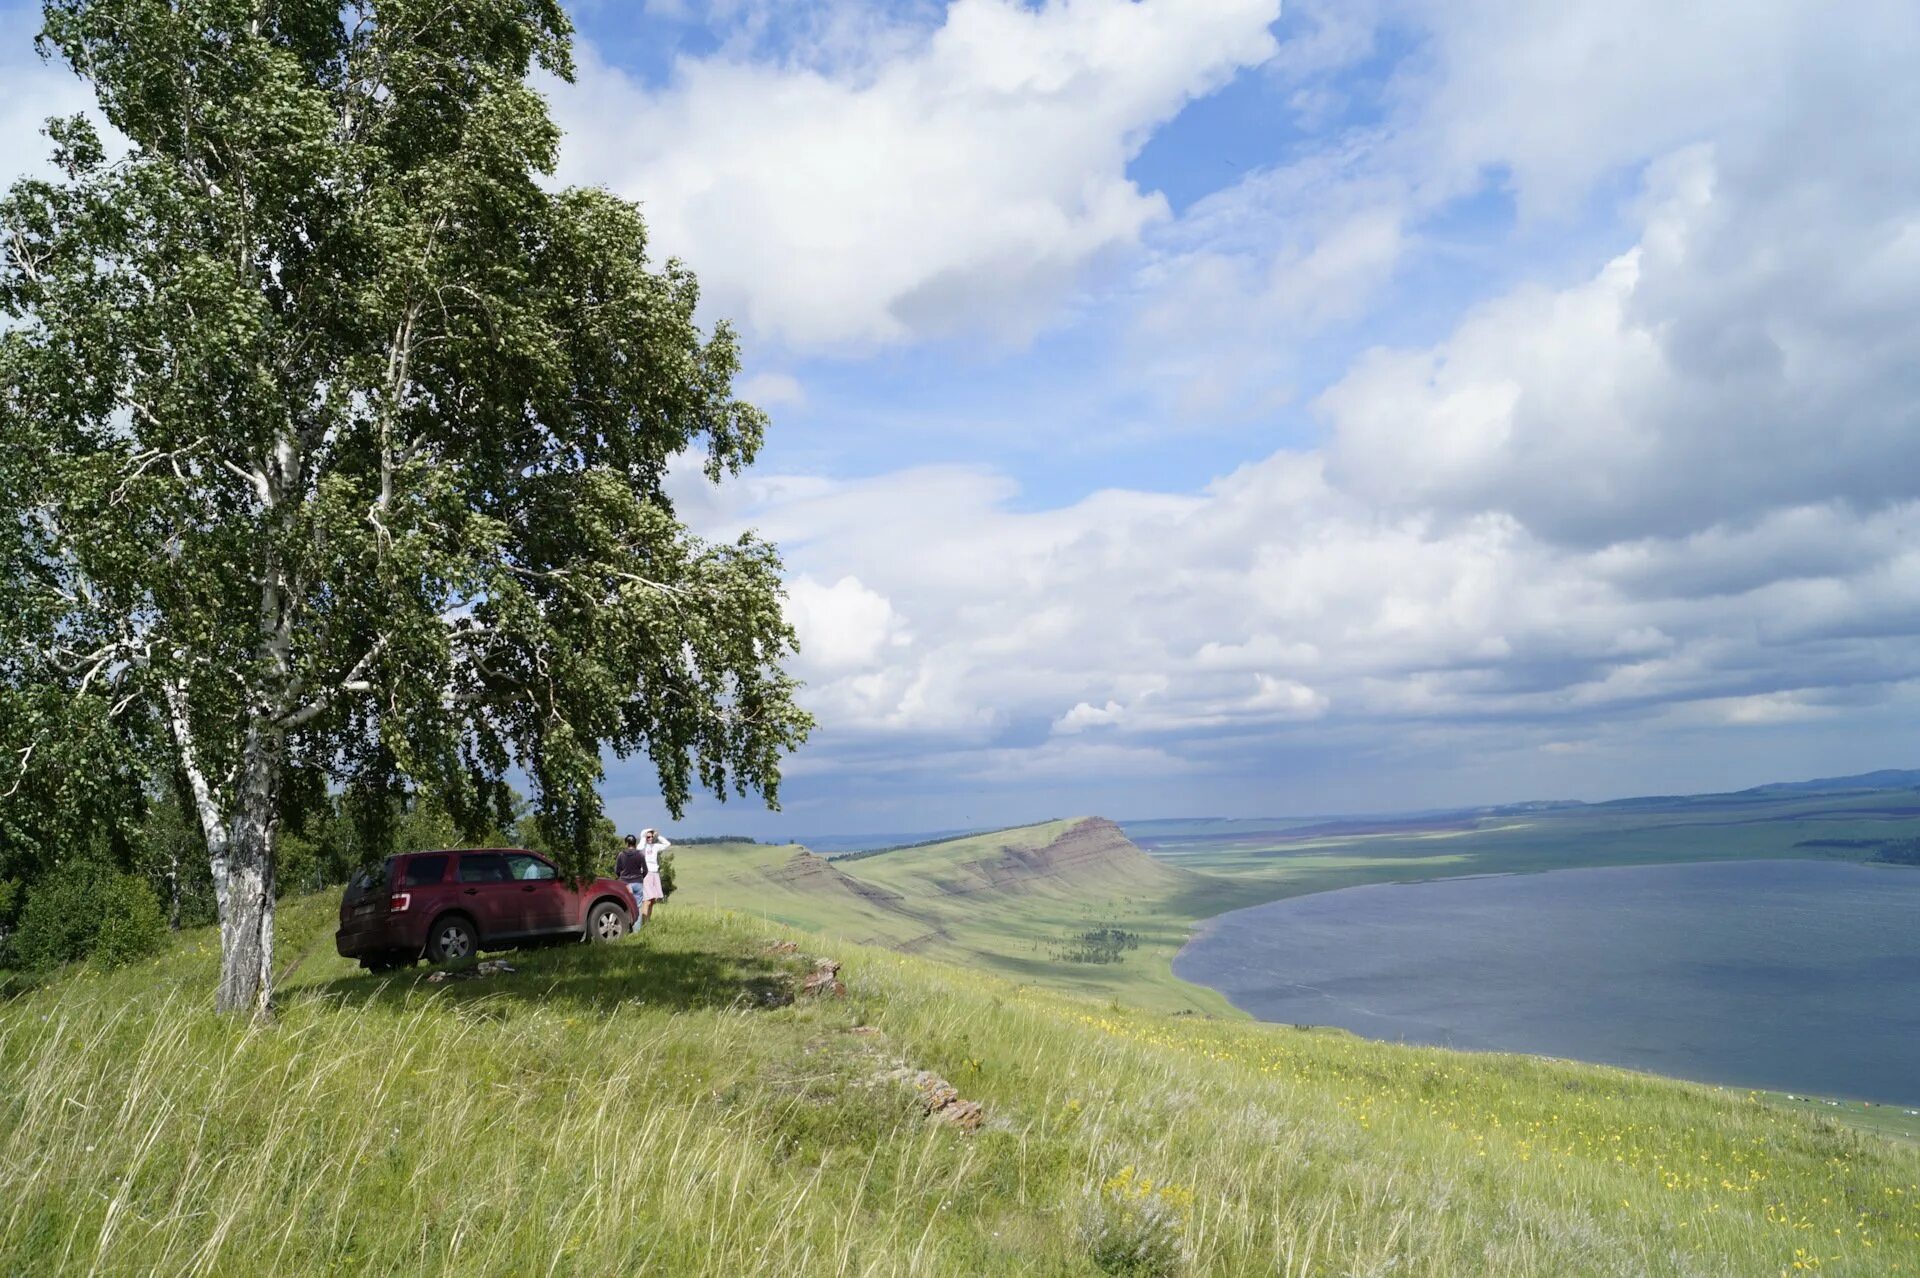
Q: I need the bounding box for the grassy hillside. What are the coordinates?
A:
[681,819,1249,1014]
[4,895,1919,1275]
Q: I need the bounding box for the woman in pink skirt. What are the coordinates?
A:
[635,827,671,923]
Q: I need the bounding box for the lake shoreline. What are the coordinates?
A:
[1174,858,1920,1119]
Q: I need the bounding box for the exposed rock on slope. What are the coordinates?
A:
[763,849,914,909]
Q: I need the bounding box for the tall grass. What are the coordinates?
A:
[2,896,1916,1275]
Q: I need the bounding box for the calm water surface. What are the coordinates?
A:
[1174,860,1920,1105]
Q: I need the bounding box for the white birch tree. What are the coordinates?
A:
[0,0,811,1015]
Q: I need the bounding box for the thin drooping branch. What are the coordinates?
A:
[107,431,207,504]
[1,740,38,800]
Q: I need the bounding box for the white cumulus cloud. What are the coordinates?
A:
[784,574,909,673]
[548,0,1281,349]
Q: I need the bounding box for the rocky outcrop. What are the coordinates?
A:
[765,850,920,910]
[801,957,845,998]
[877,1067,984,1130]
[758,942,847,1000]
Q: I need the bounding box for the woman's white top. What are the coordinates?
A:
[641,835,672,874]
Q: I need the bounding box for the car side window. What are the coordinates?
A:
[457,853,509,884]
[401,855,449,887]
[506,854,558,882]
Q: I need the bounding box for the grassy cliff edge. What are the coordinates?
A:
[2,894,1917,1275]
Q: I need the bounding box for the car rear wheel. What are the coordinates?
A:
[587,901,629,943]
[426,915,477,964]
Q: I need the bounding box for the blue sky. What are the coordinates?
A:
[7,0,1919,838]
[555,0,1920,836]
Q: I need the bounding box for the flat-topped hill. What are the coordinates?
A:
[847,816,1206,899]
[682,818,1242,1011]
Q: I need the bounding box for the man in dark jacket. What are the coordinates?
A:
[615,835,647,901]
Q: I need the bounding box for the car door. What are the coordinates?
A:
[452,852,520,941]
[503,853,571,934]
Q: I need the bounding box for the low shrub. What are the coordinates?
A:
[10,871,167,972]
[11,873,100,972]
[91,875,167,969]
[1079,1166,1192,1276]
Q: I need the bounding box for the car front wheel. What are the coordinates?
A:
[586,901,630,943]
[426,915,478,964]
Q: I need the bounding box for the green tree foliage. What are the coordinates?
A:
[0,0,809,1014]
[133,787,216,930]
[516,806,615,862]
[0,685,149,914]
[1053,928,1143,965]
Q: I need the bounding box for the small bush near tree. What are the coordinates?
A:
[12,873,101,972]
[92,876,167,969]
[11,870,167,972]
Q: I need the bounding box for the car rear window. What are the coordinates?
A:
[457,853,510,884]
[400,855,449,887]
[343,863,389,903]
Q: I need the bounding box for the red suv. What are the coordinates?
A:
[336,848,638,971]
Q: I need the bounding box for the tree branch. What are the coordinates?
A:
[276,632,389,729]
[219,457,272,506]
[1,741,38,800]
[162,673,227,856]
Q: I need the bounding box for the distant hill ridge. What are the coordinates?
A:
[1737,768,1920,795]
[843,817,1203,901]
[1119,766,1920,839]
[688,816,1209,969]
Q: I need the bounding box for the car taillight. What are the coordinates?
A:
[389,892,412,912]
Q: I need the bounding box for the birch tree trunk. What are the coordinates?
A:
[214,725,282,1015]
[216,818,276,1015]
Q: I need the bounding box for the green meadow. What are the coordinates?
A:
[5,893,1920,1275]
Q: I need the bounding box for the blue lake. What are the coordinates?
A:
[1173,860,1920,1105]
